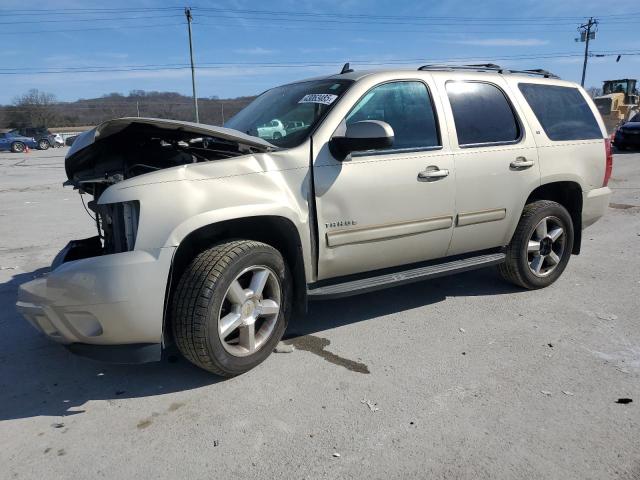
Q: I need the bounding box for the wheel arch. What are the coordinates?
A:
[162,215,307,346]
[525,181,583,254]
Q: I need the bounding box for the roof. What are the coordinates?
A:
[294,64,564,85]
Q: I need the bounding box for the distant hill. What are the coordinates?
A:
[0,90,256,129]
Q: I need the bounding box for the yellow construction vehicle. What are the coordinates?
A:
[594,79,639,133]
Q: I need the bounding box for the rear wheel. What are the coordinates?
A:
[498,200,574,289]
[272,132,282,140]
[171,240,291,376]
[37,139,50,150]
[10,142,25,153]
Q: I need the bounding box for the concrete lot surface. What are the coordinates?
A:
[0,147,639,479]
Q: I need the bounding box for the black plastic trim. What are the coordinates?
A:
[65,343,162,364]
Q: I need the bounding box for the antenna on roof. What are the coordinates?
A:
[340,62,354,74]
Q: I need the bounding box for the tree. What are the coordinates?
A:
[9,89,58,127]
[586,86,602,98]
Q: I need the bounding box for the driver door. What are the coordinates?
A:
[312,79,456,280]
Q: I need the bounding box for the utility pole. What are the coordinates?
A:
[185,7,199,123]
[136,101,140,117]
[221,102,225,124]
[577,17,598,87]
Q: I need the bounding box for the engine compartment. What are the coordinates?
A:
[67,122,254,200]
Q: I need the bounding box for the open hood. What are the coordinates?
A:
[65,117,276,183]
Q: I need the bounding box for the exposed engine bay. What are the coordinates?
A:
[63,118,275,258]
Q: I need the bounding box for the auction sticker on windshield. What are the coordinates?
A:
[298,94,338,105]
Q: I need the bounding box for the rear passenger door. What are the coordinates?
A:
[439,78,541,255]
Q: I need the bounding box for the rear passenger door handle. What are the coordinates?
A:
[418,166,449,181]
[510,157,535,170]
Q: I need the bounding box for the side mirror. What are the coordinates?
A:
[330,120,394,160]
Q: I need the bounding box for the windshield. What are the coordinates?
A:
[225,79,353,148]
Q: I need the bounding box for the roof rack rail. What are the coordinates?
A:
[417,63,559,79]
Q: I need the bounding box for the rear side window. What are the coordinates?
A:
[446,81,520,146]
[346,81,440,150]
[518,83,602,141]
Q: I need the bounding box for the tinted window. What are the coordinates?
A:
[346,81,439,150]
[519,83,602,141]
[446,82,520,146]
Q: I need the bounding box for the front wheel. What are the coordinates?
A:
[10,142,25,153]
[171,240,291,376]
[37,139,50,150]
[498,200,574,289]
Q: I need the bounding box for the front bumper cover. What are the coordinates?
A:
[16,242,176,362]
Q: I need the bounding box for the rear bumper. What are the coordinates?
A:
[582,186,612,229]
[16,243,176,360]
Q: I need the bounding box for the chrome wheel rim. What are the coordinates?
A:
[217,266,281,357]
[13,143,24,152]
[38,140,48,149]
[527,216,565,277]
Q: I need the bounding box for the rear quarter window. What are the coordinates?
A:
[518,83,602,141]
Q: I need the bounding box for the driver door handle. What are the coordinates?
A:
[510,157,535,170]
[418,166,449,181]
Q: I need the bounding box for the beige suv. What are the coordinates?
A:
[17,65,612,376]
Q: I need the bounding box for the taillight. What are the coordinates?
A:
[603,138,613,187]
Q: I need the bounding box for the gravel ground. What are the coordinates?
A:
[0,147,639,479]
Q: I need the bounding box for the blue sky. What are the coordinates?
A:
[0,0,638,104]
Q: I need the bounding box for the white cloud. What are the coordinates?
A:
[232,47,278,55]
[453,38,550,47]
[298,47,342,54]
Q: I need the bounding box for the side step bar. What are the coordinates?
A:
[307,253,506,300]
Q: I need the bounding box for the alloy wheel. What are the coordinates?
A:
[527,216,565,277]
[217,266,281,357]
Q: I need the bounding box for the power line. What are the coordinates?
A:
[3,51,639,76]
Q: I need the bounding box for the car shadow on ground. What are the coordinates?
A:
[0,266,521,421]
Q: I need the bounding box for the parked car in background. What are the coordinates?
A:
[53,134,64,147]
[17,66,612,376]
[613,112,640,150]
[0,130,38,152]
[11,127,56,150]
[257,119,287,139]
[65,135,78,146]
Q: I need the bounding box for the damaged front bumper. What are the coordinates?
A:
[16,237,176,363]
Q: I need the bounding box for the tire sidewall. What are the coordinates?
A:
[203,246,291,375]
[38,139,50,150]
[11,142,25,153]
[517,203,574,288]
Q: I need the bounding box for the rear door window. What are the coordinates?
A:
[446,81,521,146]
[346,81,440,150]
[518,83,602,141]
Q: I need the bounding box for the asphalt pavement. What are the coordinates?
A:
[0,147,638,479]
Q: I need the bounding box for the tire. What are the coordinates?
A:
[171,240,291,376]
[272,132,282,140]
[498,200,574,289]
[37,139,50,150]
[10,142,25,153]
